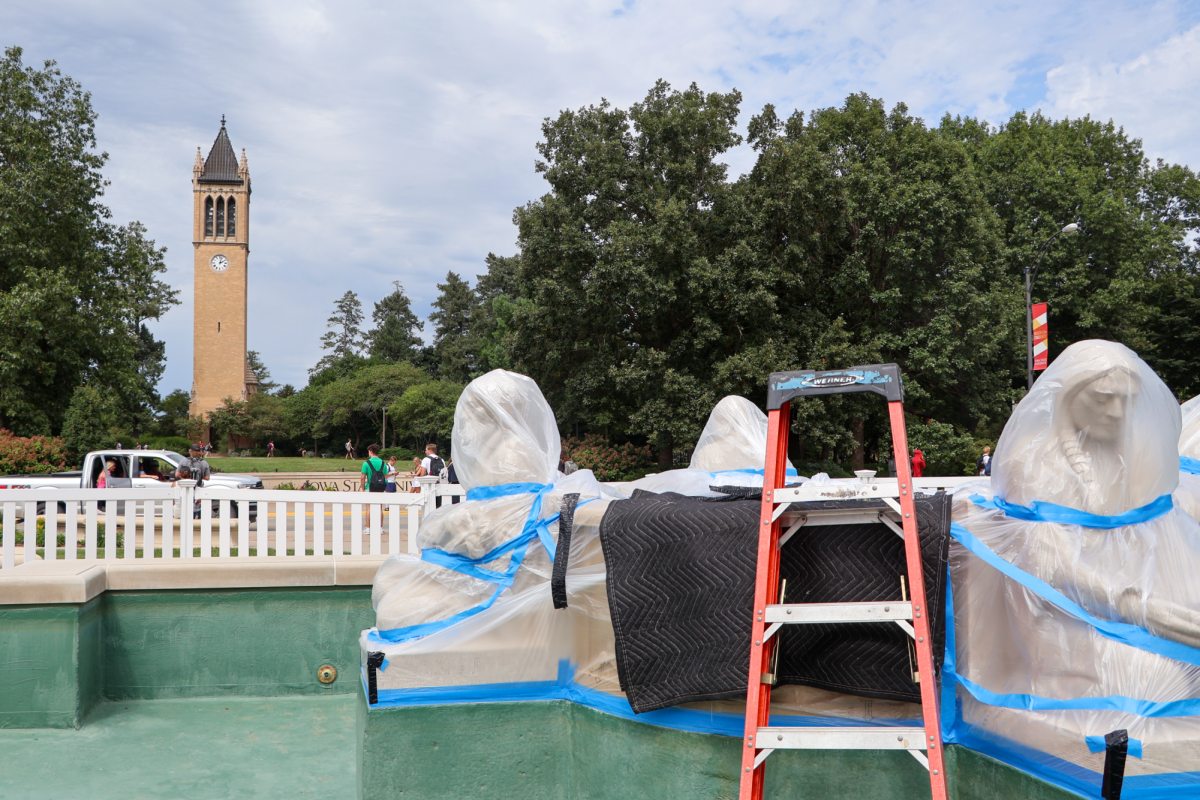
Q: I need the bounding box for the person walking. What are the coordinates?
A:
[360,445,387,492]
[911,448,926,478]
[384,456,398,493]
[345,439,354,460]
[975,446,991,476]
[267,441,275,458]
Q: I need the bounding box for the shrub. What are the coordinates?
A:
[792,461,852,479]
[380,447,418,463]
[563,435,655,482]
[0,430,70,475]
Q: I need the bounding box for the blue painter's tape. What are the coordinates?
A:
[956,673,1200,718]
[716,468,800,477]
[365,659,921,739]
[1181,457,1200,476]
[1086,734,1143,759]
[969,494,1174,529]
[949,523,1200,668]
[367,584,505,643]
[465,482,548,502]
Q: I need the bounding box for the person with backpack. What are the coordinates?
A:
[421,443,445,480]
[360,444,388,493]
[421,443,447,507]
[975,445,991,476]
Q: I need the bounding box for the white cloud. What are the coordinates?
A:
[2,0,1198,391]
[1043,23,1200,166]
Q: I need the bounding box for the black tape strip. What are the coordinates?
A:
[1101,729,1129,800]
[366,651,385,706]
[551,493,580,609]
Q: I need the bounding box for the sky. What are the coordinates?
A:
[5,0,1200,394]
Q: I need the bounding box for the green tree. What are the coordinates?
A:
[429,272,479,383]
[472,254,520,373]
[61,385,114,458]
[282,384,328,456]
[0,49,178,435]
[319,362,428,448]
[247,351,278,394]
[311,291,365,376]
[388,381,463,450]
[942,111,1200,370]
[368,281,424,363]
[512,81,745,465]
[155,389,192,438]
[737,95,1014,463]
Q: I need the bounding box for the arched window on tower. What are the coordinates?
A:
[216,197,225,237]
[226,197,236,238]
[204,196,214,237]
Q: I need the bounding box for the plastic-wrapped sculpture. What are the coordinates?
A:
[1174,394,1200,521]
[626,395,798,496]
[948,340,1200,791]
[370,369,622,644]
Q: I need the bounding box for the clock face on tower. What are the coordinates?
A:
[210,254,229,273]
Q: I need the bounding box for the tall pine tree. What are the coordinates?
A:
[310,291,366,376]
[429,272,479,383]
[368,281,424,363]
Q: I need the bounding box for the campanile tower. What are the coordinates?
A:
[190,117,256,439]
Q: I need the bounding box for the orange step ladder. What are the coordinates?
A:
[739,364,949,800]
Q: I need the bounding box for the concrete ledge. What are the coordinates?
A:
[0,562,107,605]
[0,555,387,603]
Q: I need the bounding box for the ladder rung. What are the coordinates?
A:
[757,726,926,750]
[764,601,912,624]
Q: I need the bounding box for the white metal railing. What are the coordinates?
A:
[0,480,468,569]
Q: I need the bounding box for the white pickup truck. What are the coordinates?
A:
[0,449,262,514]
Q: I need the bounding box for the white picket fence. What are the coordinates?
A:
[0,479,467,570]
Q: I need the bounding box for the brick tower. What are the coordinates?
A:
[190,117,257,443]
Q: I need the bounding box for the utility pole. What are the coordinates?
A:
[1025,223,1079,390]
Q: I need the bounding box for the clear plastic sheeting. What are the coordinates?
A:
[620,395,799,497]
[948,340,1200,794]
[450,369,560,492]
[371,369,620,637]
[1180,395,1200,461]
[1175,395,1200,522]
[691,396,782,473]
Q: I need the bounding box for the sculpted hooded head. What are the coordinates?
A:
[992,340,1180,515]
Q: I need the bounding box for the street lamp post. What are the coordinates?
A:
[1025,223,1079,390]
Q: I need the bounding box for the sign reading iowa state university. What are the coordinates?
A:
[1032,302,1049,371]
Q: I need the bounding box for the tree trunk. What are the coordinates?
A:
[820,443,830,463]
[796,435,806,462]
[657,432,673,470]
[852,418,865,471]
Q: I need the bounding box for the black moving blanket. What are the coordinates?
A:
[598,490,951,713]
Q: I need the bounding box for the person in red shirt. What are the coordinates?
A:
[911,449,926,477]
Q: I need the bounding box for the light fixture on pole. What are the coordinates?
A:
[1025,223,1079,390]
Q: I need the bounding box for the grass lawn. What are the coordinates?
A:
[209,457,371,474]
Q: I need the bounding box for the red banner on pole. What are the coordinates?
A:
[1032,302,1048,371]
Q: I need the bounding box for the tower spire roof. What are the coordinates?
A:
[199,117,242,184]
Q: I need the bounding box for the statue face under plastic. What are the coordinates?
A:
[1066,369,1136,445]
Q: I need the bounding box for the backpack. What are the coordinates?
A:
[426,456,446,482]
[365,457,387,492]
